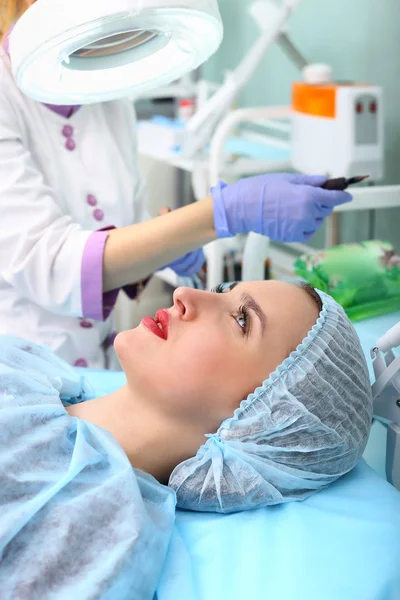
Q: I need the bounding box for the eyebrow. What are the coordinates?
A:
[241,292,267,335]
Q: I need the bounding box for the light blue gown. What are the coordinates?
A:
[0,336,176,600]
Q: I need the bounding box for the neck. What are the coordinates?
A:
[65,385,202,484]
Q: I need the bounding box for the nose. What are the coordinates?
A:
[172,286,214,321]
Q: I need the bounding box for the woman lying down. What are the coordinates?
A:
[0,281,372,599]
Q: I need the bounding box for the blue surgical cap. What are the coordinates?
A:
[169,290,373,513]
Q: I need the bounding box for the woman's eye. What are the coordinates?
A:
[212,283,225,294]
[236,314,246,329]
[235,307,249,334]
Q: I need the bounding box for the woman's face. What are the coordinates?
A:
[115,280,319,435]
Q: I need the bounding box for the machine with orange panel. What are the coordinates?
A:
[291,66,384,181]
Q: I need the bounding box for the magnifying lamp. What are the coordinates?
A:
[8,0,223,104]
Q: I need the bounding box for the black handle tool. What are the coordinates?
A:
[322,175,370,191]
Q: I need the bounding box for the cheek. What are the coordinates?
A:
[115,327,267,432]
[165,333,256,424]
[153,332,236,426]
[171,331,232,382]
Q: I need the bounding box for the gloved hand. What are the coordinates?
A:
[158,206,205,276]
[211,173,352,243]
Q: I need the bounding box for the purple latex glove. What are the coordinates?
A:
[164,248,205,277]
[211,173,352,243]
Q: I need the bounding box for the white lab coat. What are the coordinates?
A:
[0,49,148,369]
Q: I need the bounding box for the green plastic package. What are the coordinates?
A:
[294,240,400,322]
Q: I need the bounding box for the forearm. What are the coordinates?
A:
[103,196,216,292]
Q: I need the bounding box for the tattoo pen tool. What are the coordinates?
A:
[322,175,370,191]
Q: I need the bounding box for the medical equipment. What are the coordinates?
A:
[371,322,400,490]
[180,0,304,159]
[322,175,369,190]
[8,0,223,104]
[169,290,372,513]
[292,78,384,181]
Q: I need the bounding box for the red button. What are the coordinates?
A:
[80,320,93,329]
[74,358,88,368]
[62,125,74,138]
[65,138,76,151]
[87,194,97,206]
[93,208,104,221]
[356,102,363,113]
[370,102,377,113]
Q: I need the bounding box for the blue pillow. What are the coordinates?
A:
[158,460,400,600]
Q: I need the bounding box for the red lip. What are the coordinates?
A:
[141,309,169,340]
[156,309,169,339]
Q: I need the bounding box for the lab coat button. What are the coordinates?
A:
[93,208,104,221]
[87,194,97,206]
[62,125,74,138]
[74,358,88,368]
[80,319,93,329]
[65,138,76,151]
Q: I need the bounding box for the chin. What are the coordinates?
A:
[113,328,140,365]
